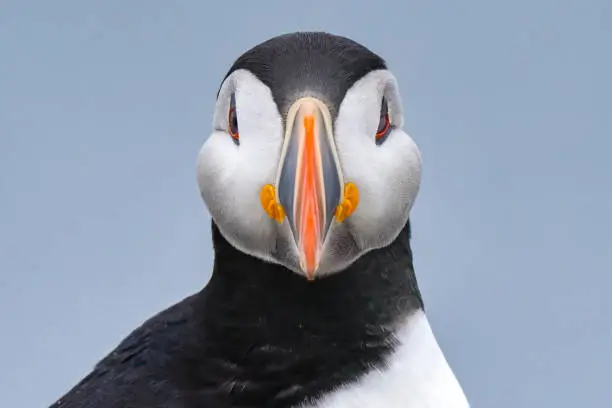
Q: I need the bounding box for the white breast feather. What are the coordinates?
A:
[302,310,470,408]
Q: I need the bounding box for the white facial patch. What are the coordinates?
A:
[196,69,299,267]
[319,69,422,272]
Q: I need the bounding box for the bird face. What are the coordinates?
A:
[197,33,421,279]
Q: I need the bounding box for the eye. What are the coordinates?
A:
[375,97,392,145]
[228,93,239,144]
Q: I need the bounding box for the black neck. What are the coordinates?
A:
[205,219,422,324]
[189,220,422,407]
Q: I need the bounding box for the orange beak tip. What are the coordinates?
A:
[305,266,317,281]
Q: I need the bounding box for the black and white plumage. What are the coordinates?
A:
[50,32,469,408]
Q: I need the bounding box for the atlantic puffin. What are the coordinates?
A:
[50,32,470,408]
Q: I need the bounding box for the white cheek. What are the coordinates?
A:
[196,131,281,259]
[335,126,421,249]
[333,69,421,253]
[196,69,293,262]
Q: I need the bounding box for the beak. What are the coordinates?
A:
[276,98,342,280]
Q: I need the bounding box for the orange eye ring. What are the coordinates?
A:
[375,112,391,141]
[228,107,239,141]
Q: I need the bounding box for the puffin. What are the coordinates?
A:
[50,32,470,408]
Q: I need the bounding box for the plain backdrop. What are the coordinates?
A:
[1,1,611,407]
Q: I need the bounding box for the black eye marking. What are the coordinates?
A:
[375,97,392,145]
[228,93,239,145]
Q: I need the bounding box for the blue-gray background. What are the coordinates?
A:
[1,1,610,406]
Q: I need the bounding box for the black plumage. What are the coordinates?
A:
[50,221,421,408]
[50,32,423,408]
[221,32,387,118]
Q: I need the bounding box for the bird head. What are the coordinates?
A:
[197,32,421,280]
